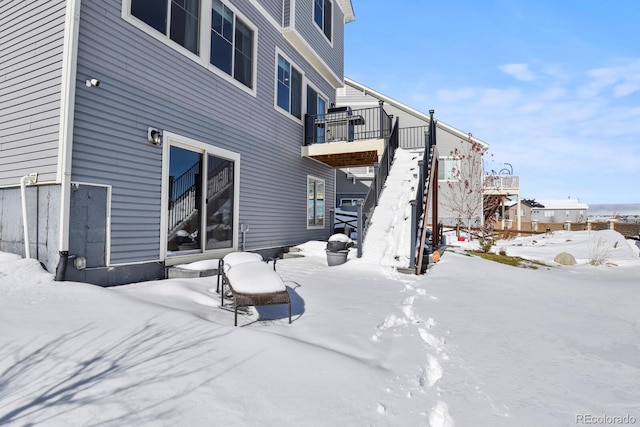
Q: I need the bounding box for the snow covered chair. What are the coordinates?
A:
[217,252,291,326]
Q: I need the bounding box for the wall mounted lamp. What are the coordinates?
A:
[85,78,100,87]
[147,127,163,146]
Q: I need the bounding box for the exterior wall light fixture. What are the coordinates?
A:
[147,127,163,146]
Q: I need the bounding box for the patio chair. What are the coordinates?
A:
[217,252,291,326]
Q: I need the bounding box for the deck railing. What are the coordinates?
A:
[398,125,430,149]
[304,102,392,146]
[483,175,520,192]
[168,161,200,233]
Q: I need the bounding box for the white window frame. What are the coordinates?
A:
[121,0,257,97]
[307,175,325,229]
[274,49,305,123]
[208,0,258,91]
[313,0,333,44]
[340,198,363,207]
[438,157,461,182]
[160,131,241,264]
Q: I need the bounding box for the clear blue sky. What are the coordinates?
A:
[344,0,640,204]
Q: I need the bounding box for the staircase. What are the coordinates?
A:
[359,148,423,267]
[168,161,200,244]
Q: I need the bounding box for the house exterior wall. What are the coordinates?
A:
[0,0,66,186]
[335,169,370,208]
[0,0,67,271]
[0,0,350,285]
[503,204,533,223]
[530,208,587,223]
[291,0,345,77]
[0,185,61,271]
[61,0,342,283]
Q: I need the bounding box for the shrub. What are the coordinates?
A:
[589,238,614,266]
[479,238,494,253]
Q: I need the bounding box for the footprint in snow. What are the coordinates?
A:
[419,327,444,352]
[419,353,443,387]
[429,401,454,427]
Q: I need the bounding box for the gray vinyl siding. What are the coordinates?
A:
[0,0,65,186]
[283,0,291,26]
[256,0,282,23]
[73,0,335,264]
[293,0,345,79]
[338,83,379,107]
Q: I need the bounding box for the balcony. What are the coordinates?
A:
[301,105,391,168]
[483,175,520,195]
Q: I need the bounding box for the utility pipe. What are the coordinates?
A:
[20,175,33,258]
[55,0,82,281]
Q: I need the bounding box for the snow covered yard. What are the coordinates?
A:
[1,230,639,426]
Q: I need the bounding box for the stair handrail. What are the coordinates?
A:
[411,110,438,273]
[168,160,200,232]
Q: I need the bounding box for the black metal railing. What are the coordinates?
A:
[399,125,429,149]
[410,111,437,273]
[304,102,392,146]
[168,161,200,233]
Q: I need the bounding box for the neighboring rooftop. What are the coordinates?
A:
[536,199,589,210]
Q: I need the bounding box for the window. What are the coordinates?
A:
[313,0,332,40]
[126,0,256,93]
[340,198,363,207]
[210,0,254,88]
[131,0,200,54]
[438,157,460,181]
[307,85,327,141]
[277,55,302,119]
[544,210,554,217]
[307,176,325,228]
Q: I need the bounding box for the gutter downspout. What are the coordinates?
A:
[20,174,37,258]
[55,0,82,281]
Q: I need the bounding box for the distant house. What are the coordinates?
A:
[0,0,356,285]
[524,199,589,223]
[502,198,545,223]
[336,78,520,228]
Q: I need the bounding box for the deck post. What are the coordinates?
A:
[357,200,363,258]
[409,200,417,270]
[378,100,385,139]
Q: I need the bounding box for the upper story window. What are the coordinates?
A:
[313,0,332,41]
[210,0,254,88]
[277,54,302,119]
[126,0,256,93]
[131,0,200,54]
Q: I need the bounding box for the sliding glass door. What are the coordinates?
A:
[166,139,239,257]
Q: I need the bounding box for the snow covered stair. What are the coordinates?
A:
[217,252,291,326]
[361,148,422,267]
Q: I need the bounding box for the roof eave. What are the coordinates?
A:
[336,0,355,23]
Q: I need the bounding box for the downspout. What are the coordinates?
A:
[55,0,82,281]
[20,174,38,258]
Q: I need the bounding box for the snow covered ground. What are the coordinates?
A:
[1,229,639,427]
